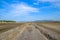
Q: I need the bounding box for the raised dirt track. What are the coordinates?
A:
[0,23,60,40]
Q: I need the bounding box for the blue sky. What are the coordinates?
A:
[0,0,60,21]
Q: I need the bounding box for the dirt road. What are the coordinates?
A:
[0,23,60,40]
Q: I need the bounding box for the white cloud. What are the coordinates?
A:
[37,0,57,2]
[53,2,60,8]
[8,2,39,16]
[0,1,40,21]
[35,0,59,2]
[34,0,60,8]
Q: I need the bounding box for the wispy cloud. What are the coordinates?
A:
[9,2,39,16]
[34,0,60,8]
[0,0,60,21]
[0,1,39,21]
[0,1,39,16]
[36,0,57,2]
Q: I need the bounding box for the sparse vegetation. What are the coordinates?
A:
[0,20,16,23]
[0,22,60,40]
[0,22,23,33]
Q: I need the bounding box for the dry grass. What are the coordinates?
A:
[36,22,60,32]
[0,22,60,40]
[0,22,23,33]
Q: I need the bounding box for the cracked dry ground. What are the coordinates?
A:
[0,23,60,40]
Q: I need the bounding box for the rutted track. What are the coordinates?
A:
[33,24,60,40]
[0,23,60,40]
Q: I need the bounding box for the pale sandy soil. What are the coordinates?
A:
[0,22,60,40]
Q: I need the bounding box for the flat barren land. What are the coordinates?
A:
[0,22,60,40]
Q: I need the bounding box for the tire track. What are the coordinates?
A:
[33,24,60,40]
[0,24,26,40]
[37,24,60,34]
[34,25,56,40]
[0,23,60,40]
[14,24,48,40]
